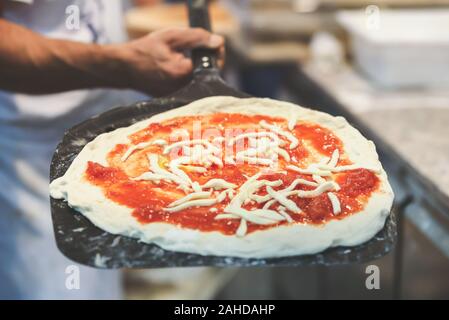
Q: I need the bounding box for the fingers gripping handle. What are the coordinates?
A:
[187,0,218,73]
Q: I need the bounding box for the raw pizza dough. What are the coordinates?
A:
[50,96,394,258]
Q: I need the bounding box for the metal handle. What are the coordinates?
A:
[187,0,218,73]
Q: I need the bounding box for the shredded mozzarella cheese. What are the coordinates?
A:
[163,139,220,155]
[287,164,332,176]
[152,139,168,146]
[266,186,301,213]
[164,198,217,212]
[259,120,299,149]
[293,181,338,198]
[215,213,239,220]
[147,154,190,188]
[236,219,247,237]
[132,172,166,182]
[328,149,340,167]
[228,132,281,147]
[288,117,297,130]
[168,191,212,208]
[278,208,294,223]
[318,163,381,174]
[203,179,237,190]
[327,192,341,215]
[133,116,381,237]
[121,142,152,162]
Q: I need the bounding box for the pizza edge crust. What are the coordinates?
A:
[50,96,394,258]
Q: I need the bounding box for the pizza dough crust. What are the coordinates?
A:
[50,97,394,258]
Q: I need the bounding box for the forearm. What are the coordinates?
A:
[0,19,129,94]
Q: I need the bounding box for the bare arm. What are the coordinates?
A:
[0,18,128,94]
[0,17,224,96]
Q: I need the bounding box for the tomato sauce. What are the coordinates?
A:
[85,113,380,235]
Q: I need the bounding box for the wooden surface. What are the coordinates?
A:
[125,3,240,38]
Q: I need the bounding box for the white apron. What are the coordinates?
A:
[0,0,145,299]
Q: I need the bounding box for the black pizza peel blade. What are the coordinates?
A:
[49,0,396,269]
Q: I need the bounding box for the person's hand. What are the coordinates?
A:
[118,27,225,96]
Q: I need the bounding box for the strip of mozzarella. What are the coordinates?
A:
[190,144,207,162]
[236,155,274,166]
[249,137,258,148]
[223,208,275,225]
[313,174,327,184]
[218,172,287,229]
[266,186,301,213]
[215,213,240,220]
[147,154,190,188]
[262,199,276,210]
[327,192,341,215]
[248,177,288,203]
[121,139,168,162]
[243,198,254,205]
[327,149,340,168]
[250,194,271,204]
[216,190,228,203]
[251,209,286,221]
[164,198,217,212]
[259,120,299,149]
[213,136,225,143]
[121,142,152,162]
[152,139,168,146]
[319,157,331,165]
[182,145,191,156]
[258,179,283,188]
[235,141,271,158]
[239,172,263,192]
[287,164,332,176]
[191,181,202,193]
[169,157,193,185]
[293,181,338,198]
[282,178,318,192]
[237,178,281,204]
[182,165,207,173]
[206,154,223,168]
[318,163,381,174]
[273,147,290,161]
[288,117,297,130]
[163,139,220,155]
[224,156,236,165]
[168,191,212,208]
[228,131,281,147]
[224,206,283,225]
[236,219,247,237]
[278,208,294,223]
[132,172,167,182]
[333,182,341,191]
[203,179,237,190]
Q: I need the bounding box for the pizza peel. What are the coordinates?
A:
[49,0,396,269]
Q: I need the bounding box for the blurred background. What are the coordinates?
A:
[121,0,449,300]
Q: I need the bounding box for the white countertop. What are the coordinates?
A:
[304,64,449,204]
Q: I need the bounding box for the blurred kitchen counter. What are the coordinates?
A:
[125,2,317,64]
[304,64,449,205]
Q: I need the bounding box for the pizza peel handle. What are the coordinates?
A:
[187,0,219,74]
[164,0,248,101]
